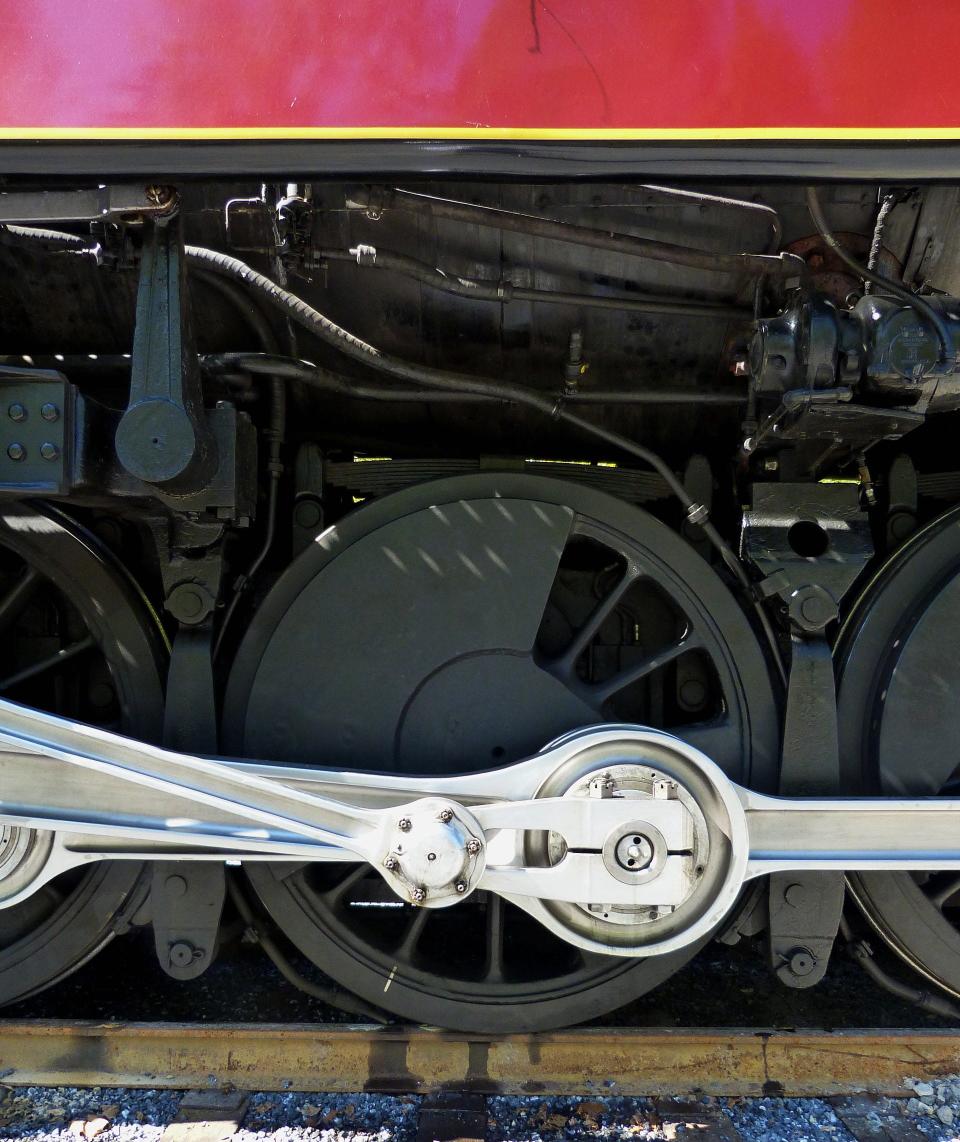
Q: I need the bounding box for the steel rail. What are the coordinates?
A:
[0,1021,957,1097]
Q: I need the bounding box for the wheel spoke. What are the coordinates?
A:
[0,567,41,637]
[483,892,506,982]
[394,906,430,961]
[0,635,95,692]
[321,863,371,909]
[589,632,700,705]
[549,562,644,681]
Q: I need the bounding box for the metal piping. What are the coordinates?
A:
[321,246,749,318]
[347,187,806,279]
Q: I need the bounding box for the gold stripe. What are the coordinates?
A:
[1,125,960,141]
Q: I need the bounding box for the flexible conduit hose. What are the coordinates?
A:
[864,192,898,294]
[805,186,955,364]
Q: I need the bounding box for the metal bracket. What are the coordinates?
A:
[740,481,870,988]
[768,871,846,988]
[886,453,919,550]
[115,213,217,492]
[0,369,73,493]
[769,629,844,988]
[0,184,177,224]
[151,860,226,981]
[155,622,223,979]
[163,624,218,753]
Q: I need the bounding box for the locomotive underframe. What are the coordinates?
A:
[2,170,960,1027]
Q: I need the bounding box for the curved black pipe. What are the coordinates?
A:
[320,246,749,318]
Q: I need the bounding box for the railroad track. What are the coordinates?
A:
[1,1021,958,1097]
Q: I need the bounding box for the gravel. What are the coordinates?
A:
[720,1097,856,1142]
[238,1093,417,1141]
[899,1074,960,1138]
[0,1089,419,1142]
[3,1088,956,1142]
[0,1087,180,1141]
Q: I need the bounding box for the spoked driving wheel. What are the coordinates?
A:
[224,474,778,1030]
[838,506,960,997]
[0,502,166,1005]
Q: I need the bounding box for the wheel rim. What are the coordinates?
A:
[0,502,166,1005]
[838,506,960,997]
[227,474,778,1029]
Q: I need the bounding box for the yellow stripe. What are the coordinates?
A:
[2,125,960,141]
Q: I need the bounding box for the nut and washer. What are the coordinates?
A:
[397,817,411,832]
[438,808,454,823]
[383,855,399,871]
[465,838,482,855]
[455,881,467,894]
[411,887,426,904]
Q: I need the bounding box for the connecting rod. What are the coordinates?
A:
[3,699,960,958]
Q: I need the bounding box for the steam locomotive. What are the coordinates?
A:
[3,0,960,1031]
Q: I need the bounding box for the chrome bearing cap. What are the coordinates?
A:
[377,797,486,908]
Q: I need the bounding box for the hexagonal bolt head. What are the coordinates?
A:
[465,838,482,855]
[438,808,454,823]
[383,855,399,871]
[7,403,25,423]
[40,403,60,422]
[397,817,412,832]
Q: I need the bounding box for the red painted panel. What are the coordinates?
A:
[0,0,958,133]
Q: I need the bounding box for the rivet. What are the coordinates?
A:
[164,875,188,899]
